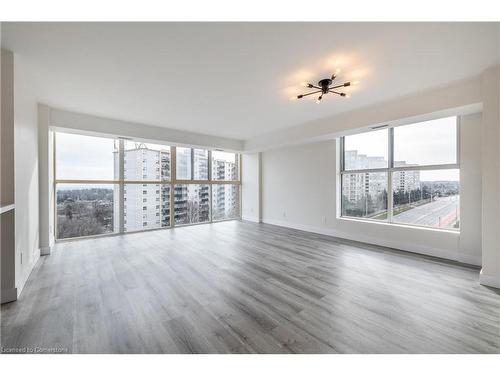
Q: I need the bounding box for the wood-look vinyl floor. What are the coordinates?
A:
[1,221,499,354]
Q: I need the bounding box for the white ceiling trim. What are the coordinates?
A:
[49,107,244,151]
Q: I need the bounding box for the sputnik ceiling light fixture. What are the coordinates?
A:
[292,70,357,103]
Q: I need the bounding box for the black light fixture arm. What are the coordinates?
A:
[330,82,350,90]
[297,90,321,99]
[329,90,347,97]
[294,73,354,102]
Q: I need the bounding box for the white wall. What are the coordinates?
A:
[260,114,482,266]
[479,66,500,288]
[1,49,15,207]
[38,104,53,254]
[1,49,17,303]
[241,153,261,222]
[13,53,40,295]
[50,108,243,152]
[459,113,483,264]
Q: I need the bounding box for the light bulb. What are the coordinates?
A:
[290,96,298,101]
[345,94,351,98]
[300,82,308,87]
[352,80,360,85]
[316,95,323,104]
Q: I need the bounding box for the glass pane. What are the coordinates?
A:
[341,172,388,220]
[176,147,192,180]
[193,149,209,180]
[124,184,170,232]
[212,151,239,180]
[56,183,117,239]
[174,184,210,225]
[56,132,118,180]
[392,169,459,229]
[343,129,388,170]
[124,141,171,181]
[212,185,240,221]
[394,117,457,167]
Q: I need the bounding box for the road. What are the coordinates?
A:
[393,195,459,228]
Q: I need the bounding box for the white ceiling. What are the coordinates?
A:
[2,22,499,140]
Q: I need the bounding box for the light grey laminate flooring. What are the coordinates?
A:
[1,221,499,353]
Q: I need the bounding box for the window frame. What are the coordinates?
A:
[54,131,242,241]
[211,183,242,222]
[54,182,119,240]
[211,150,240,181]
[340,171,389,222]
[340,116,460,230]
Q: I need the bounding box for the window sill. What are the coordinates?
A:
[0,204,15,214]
[337,216,460,234]
[55,217,241,243]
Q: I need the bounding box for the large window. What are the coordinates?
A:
[212,184,240,221]
[124,141,171,181]
[212,151,239,181]
[341,172,388,219]
[123,184,171,232]
[174,184,210,225]
[56,132,117,180]
[122,141,172,232]
[176,147,209,180]
[343,130,388,170]
[56,183,117,239]
[340,117,459,230]
[55,132,240,240]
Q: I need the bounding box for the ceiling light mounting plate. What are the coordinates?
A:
[318,78,333,93]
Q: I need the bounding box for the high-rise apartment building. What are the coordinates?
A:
[393,161,420,193]
[212,158,238,220]
[114,144,171,232]
[175,148,210,224]
[114,145,223,230]
[343,150,420,203]
[343,150,387,203]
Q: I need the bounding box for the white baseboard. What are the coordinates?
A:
[263,218,344,238]
[242,216,261,223]
[455,252,482,267]
[1,288,18,304]
[261,218,479,266]
[479,270,500,289]
[40,245,52,256]
[16,248,41,299]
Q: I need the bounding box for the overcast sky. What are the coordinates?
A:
[344,117,458,181]
[56,133,237,189]
[56,132,117,180]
